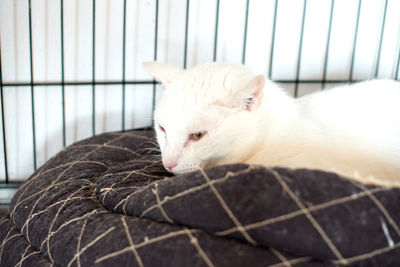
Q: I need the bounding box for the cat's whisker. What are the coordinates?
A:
[142,156,162,161]
[142,140,161,147]
[137,147,161,154]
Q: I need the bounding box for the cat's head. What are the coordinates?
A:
[143,62,266,174]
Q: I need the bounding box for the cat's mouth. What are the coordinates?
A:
[168,158,219,175]
[165,160,208,175]
[172,169,193,175]
[170,166,201,175]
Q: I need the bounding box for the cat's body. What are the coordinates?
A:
[143,62,400,187]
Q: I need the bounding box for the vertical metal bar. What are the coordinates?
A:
[213,0,220,61]
[151,0,159,117]
[268,0,278,79]
[122,0,127,131]
[396,48,400,80]
[0,43,9,182]
[154,0,159,63]
[349,0,362,82]
[242,0,250,64]
[321,0,335,89]
[28,0,37,171]
[294,0,307,98]
[60,0,66,146]
[374,0,388,78]
[92,0,96,135]
[183,0,190,69]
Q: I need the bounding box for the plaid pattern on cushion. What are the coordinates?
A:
[1,130,399,267]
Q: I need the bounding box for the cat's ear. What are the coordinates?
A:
[232,75,265,111]
[142,62,183,85]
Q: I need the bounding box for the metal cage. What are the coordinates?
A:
[0,0,399,208]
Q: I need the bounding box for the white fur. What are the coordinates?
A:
[143,62,400,187]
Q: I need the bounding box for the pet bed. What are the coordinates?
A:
[0,130,399,267]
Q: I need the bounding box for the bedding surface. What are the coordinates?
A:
[0,130,399,266]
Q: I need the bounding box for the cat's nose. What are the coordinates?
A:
[162,158,177,171]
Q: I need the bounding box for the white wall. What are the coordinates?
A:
[0,0,399,181]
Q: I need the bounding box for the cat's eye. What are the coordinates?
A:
[190,130,207,141]
[158,125,165,133]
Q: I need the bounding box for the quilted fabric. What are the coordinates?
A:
[0,130,399,267]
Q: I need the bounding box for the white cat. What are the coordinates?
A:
[143,62,400,187]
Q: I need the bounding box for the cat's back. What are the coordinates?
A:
[298,79,400,104]
[296,79,400,159]
[297,79,400,128]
